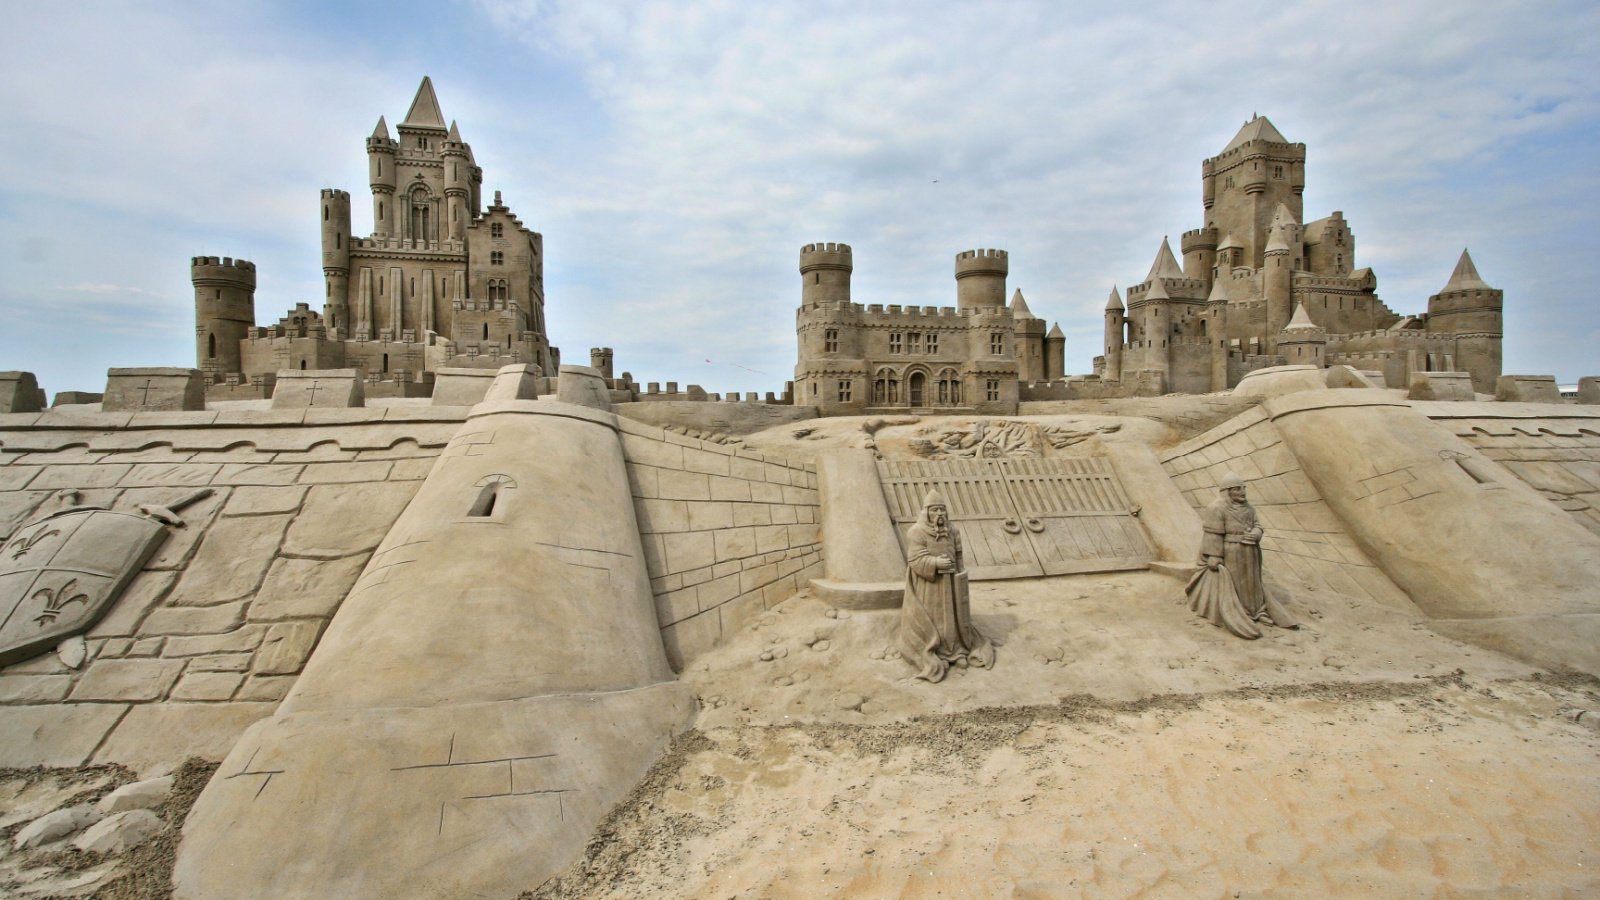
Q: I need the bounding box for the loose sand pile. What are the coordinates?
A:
[529,575,1600,898]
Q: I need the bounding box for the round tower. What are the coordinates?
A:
[589,347,614,380]
[192,256,257,381]
[1103,286,1125,381]
[954,248,1007,311]
[442,123,470,241]
[367,117,398,238]
[1263,227,1293,346]
[799,242,852,307]
[320,189,351,337]
[1181,227,1218,290]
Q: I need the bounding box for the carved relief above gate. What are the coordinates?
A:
[877,457,1150,580]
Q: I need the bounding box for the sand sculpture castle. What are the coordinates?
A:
[195,77,561,401]
[795,114,1505,411]
[0,78,1596,898]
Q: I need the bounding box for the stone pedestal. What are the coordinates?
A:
[103,369,205,412]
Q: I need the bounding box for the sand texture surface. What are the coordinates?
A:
[529,576,1600,898]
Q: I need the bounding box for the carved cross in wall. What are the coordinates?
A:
[135,379,155,406]
[304,380,322,406]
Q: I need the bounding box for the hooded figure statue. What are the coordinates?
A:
[1186,473,1298,638]
[899,489,995,682]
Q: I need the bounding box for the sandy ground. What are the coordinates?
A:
[529,575,1600,898]
[0,760,215,898]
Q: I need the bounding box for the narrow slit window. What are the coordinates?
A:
[468,482,499,517]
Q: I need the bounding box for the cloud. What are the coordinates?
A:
[0,0,1596,396]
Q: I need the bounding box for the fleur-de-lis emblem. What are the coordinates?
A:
[10,529,59,561]
[32,579,89,626]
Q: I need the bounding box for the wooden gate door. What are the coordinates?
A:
[998,458,1152,575]
[877,457,1152,580]
[876,459,1043,579]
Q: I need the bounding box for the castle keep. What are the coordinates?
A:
[194,78,559,400]
[793,245,1063,416]
[1104,114,1503,395]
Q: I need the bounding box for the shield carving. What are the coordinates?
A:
[0,508,167,668]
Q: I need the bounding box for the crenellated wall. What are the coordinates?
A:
[617,418,823,669]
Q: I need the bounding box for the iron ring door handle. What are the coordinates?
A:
[1025,517,1044,533]
[1002,518,1022,534]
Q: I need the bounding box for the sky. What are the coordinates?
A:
[1,0,1596,397]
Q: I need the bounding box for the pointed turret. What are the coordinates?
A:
[1105,285,1124,311]
[1045,322,1066,381]
[1144,238,1185,283]
[1441,249,1491,292]
[1144,278,1171,301]
[403,76,446,128]
[1009,288,1036,320]
[1427,248,1503,392]
[371,116,391,140]
[1278,302,1327,367]
[447,120,462,142]
[1206,275,1228,303]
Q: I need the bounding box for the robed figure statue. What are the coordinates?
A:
[899,489,995,682]
[1186,473,1298,639]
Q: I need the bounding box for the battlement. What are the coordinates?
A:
[191,256,255,272]
[320,189,351,200]
[799,241,853,274]
[191,256,257,287]
[1204,141,1305,168]
[954,248,1008,276]
[1181,228,1218,251]
[801,242,851,256]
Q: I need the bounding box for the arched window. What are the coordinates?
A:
[482,323,488,340]
[873,367,900,405]
[410,186,431,241]
[207,333,216,359]
[937,369,960,406]
[300,359,307,370]
[382,353,389,373]
[908,371,926,407]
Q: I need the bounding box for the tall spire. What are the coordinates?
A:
[1442,249,1491,292]
[371,116,391,140]
[1144,237,1184,282]
[403,76,446,128]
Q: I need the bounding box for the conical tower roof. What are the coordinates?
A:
[1105,286,1123,311]
[447,120,462,142]
[1283,302,1320,331]
[1217,231,1242,251]
[1207,276,1228,303]
[1441,249,1492,292]
[1047,322,1064,339]
[1144,278,1171,301]
[1009,289,1036,319]
[1144,238,1184,282]
[403,76,446,128]
[370,116,391,140]
[1222,114,1289,153]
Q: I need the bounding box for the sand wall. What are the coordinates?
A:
[618,417,823,669]
[1158,403,1417,611]
[0,405,465,770]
